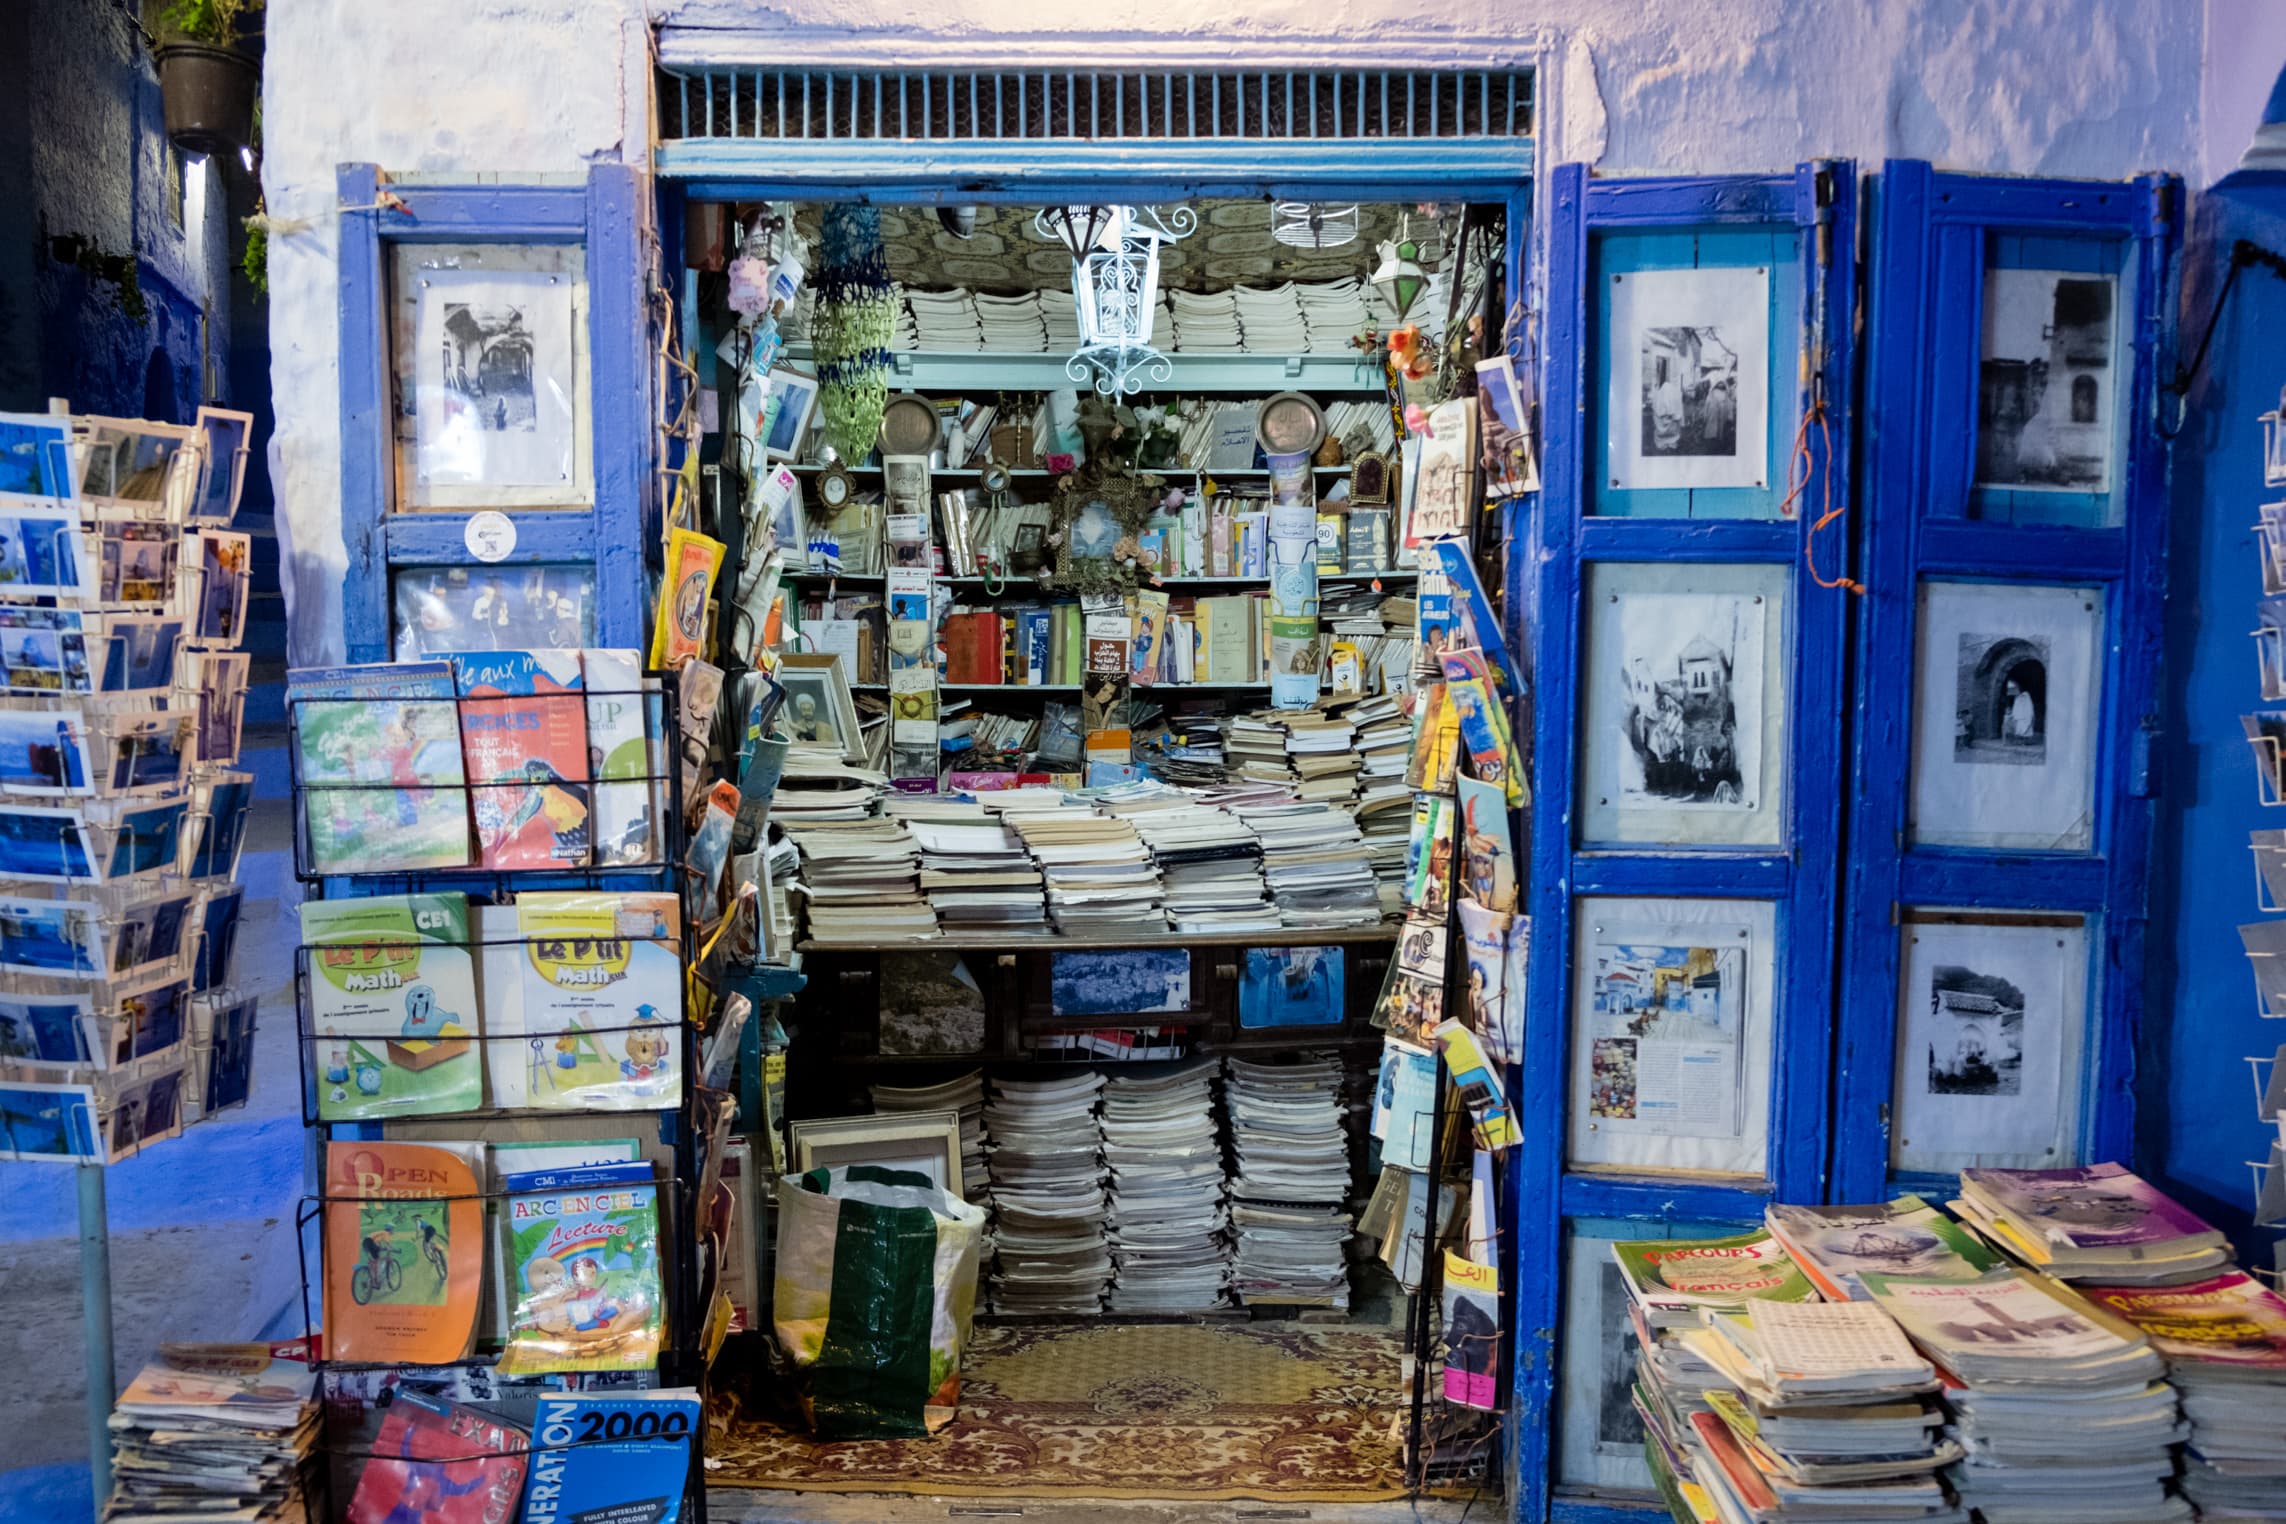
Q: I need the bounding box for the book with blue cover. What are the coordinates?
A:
[518,1390,700,1524]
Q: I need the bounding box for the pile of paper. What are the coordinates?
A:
[1007,808,1168,934]
[1101,1061,1229,1312]
[1297,278,1375,355]
[781,817,939,941]
[891,797,1048,931]
[1953,1163,2234,1285]
[1166,288,1244,354]
[1276,711,1362,804]
[106,1344,318,1524]
[771,753,891,823]
[904,288,985,351]
[2082,1268,2286,1521]
[985,1071,1111,1313]
[1225,1055,1353,1307]
[1323,395,1399,456]
[974,290,1052,352]
[1867,1267,2188,1523]
[872,1070,988,1202]
[1099,781,1276,933]
[1230,797,1383,929]
[1231,283,1310,351]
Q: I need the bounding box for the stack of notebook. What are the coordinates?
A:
[984,1071,1112,1313]
[1952,1164,2234,1285]
[770,753,890,823]
[1230,797,1384,929]
[1101,781,1277,933]
[1101,1060,1230,1312]
[1225,1055,1353,1308]
[1274,711,1362,804]
[872,1070,988,1203]
[1007,808,1168,934]
[106,1344,318,1524]
[781,817,938,942]
[1225,716,1296,785]
[891,797,1048,932]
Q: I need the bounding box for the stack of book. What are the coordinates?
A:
[1007,808,1168,934]
[106,1344,317,1524]
[872,1070,988,1203]
[1866,1267,2189,1523]
[984,1071,1112,1313]
[1952,1164,2234,1286]
[1102,781,1277,933]
[770,752,890,823]
[1653,1300,1963,1524]
[1231,797,1384,928]
[1226,715,1295,786]
[1225,1055,1354,1308]
[1277,711,1363,803]
[1101,1060,1230,1312]
[2084,1267,2286,1521]
[892,797,1048,932]
[1764,1195,2000,1302]
[780,818,938,942]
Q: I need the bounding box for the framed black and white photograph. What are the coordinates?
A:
[391,563,596,659]
[401,253,585,504]
[775,652,864,764]
[1580,561,1788,847]
[1557,1233,1653,1492]
[1911,581,2102,851]
[1891,916,2085,1175]
[1608,266,1770,491]
[1976,268,2118,494]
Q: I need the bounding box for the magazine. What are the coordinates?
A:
[301,893,482,1121]
[323,1140,484,1366]
[1609,1230,1818,1329]
[497,1162,664,1375]
[2080,1270,2286,1372]
[518,1391,700,1524]
[1455,774,1517,913]
[344,1391,528,1524]
[1859,1268,2148,1377]
[1441,1251,1501,1410]
[115,1341,316,1421]
[507,891,682,1112]
[1764,1195,2000,1302]
[455,650,591,869]
[1960,1163,2227,1252]
[289,661,470,874]
[583,648,660,866]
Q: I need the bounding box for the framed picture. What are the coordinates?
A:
[1348,451,1392,506]
[190,406,253,523]
[1578,560,1790,847]
[789,1110,964,1194]
[1976,268,2118,495]
[392,563,596,660]
[1239,946,1346,1029]
[774,652,863,764]
[1889,914,2087,1176]
[1052,949,1192,1018]
[1555,1232,1654,1492]
[1566,896,1775,1178]
[1607,266,1771,492]
[0,411,79,504]
[1909,581,2102,852]
[760,367,820,462]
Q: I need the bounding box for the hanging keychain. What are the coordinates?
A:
[976,459,1012,595]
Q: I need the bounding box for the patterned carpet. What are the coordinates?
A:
[710,1322,1410,1501]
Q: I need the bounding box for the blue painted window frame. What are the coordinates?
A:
[1831,162,2179,1204]
[1519,162,1858,1524]
[334,164,655,662]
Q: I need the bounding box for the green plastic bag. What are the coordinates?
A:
[773,1163,986,1438]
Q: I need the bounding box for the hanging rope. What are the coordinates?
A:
[1786,386,1861,595]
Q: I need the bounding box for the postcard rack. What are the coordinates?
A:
[283,666,716,1524]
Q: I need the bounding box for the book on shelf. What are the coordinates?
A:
[454,650,591,871]
[302,892,482,1122]
[942,610,1004,685]
[322,1139,485,1366]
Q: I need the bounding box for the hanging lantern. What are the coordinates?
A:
[1037,204,1196,397]
[1272,201,1360,250]
[1371,218,1429,324]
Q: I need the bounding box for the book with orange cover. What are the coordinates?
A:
[943,611,1005,685]
[324,1140,484,1365]
[1688,1409,1779,1514]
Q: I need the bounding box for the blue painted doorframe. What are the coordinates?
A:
[1521,161,1857,1524]
[1832,162,2179,1206]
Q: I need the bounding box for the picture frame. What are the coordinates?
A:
[391,563,596,660]
[789,1109,965,1194]
[1349,450,1392,506]
[760,367,820,463]
[774,652,864,764]
[1975,268,2120,499]
[1606,265,1771,493]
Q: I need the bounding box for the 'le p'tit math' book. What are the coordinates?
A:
[506,892,682,1113]
[301,893,481,1122]
[497,1162,663,1376]
[323,1140,485,1367]
[454,650,591,870]
[288,660,469,875]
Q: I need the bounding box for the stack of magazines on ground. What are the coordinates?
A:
[983,1070,1111,1312]
[1101,1060,1229,1311]
[106,1343,317,1523]
[1225,1055,1354,1308]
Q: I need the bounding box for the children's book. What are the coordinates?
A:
[344,1391,528,1524]
[323,1140,485,1365]
[482,1137,641,1347]
[302,893,482,1122]
[518,1391,700,1524]
[510,892,683,1112]
[455,650,591,870]
[497,1162,664,1375]
[288,661,470,874]
[583,648,659,867]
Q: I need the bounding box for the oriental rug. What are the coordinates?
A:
[709,1321,1409,1501]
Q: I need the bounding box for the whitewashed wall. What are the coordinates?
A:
[262,0,2207,663]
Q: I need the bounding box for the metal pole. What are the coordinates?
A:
[78,1163,114,1518]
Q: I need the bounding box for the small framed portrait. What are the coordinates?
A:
[774,652,864,764]
[1349,450,1393,506]
[761,367,821,462]
[789,1109,965,1193]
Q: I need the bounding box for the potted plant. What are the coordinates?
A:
[148,0,261,156]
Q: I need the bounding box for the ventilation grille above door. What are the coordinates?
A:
[657,68,1533,144]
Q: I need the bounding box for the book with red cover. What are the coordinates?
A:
[943,611,1005,685]
[2082,1270,2286,1369]
[453,650,590,869]
[1688,1409,1778,1514]
[345,1392,528,1524]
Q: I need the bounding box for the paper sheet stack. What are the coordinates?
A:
[106,1344,318,1524]
[780,816,939,942]
[903,288,985,351]
[1225,1055,1353,1308]
[1296,278,1375,355]
[1099,780,1278,933]
[984,1070,1111,1313]
[1230,797,1383,929]
[1008,808,1169,934]
[974,290,1051,353]
[891,796,1048,932]
[1165,288,1244,354]
[1229,282,1310,352]
[1101,1060,1230,1312]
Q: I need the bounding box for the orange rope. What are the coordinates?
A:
[1786,399,1862,595]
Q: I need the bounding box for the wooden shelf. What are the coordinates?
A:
[780,344,1385,395]
[799,925,1399,953]
[935,571,1416,588]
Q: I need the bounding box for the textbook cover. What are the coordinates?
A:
[509,892,682,1112]
[583,649,659,867]
[324,1140,484,1366]
[518,1391,700,1524]
[345,1391,528,1524]
[302,893,481,1122]
[454,650,591,870]
[289,661,469,874]
[498,1162,663,1376]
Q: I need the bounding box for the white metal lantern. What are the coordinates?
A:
[1037,204,1196,396]
[1272,201,1360,250]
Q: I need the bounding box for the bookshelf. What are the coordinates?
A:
[781,343,1380,395]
